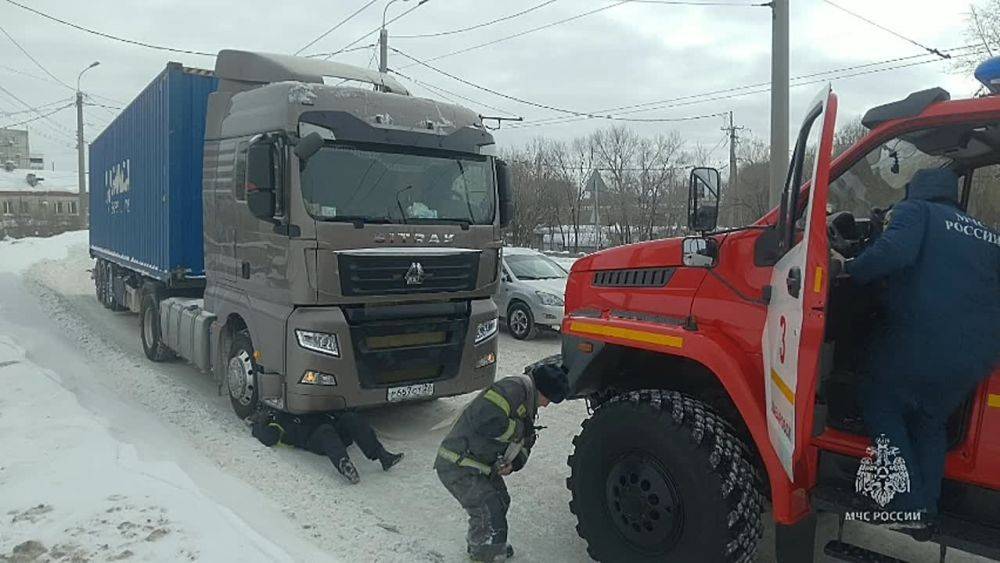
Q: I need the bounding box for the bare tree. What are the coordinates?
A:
[959,1,1000,72]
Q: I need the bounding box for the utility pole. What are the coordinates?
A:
[722,111,746,224]
[76,61,100,216]
[379,28,389,75]
[768,0,789,208]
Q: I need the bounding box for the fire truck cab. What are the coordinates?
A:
[546,80,1000,562]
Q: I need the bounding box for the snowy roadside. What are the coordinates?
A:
[0,232,328,562]
[0,335,295,562]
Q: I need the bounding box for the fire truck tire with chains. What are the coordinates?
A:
[566,390,764,562]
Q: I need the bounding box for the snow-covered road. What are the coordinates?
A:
[0,232,989,562]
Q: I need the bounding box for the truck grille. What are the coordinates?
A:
[338,252,480,296]
[344,302,469,388]
[593,268,674,288]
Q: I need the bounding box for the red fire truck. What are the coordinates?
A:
[546,83,1000,561]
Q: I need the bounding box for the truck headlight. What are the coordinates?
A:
[296,330,340,357]
[475,318,498,344]
[536,291,564,306]
[300,370,337,386]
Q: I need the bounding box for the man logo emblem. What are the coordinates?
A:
[405,262,425,286]
[855,434,911,508]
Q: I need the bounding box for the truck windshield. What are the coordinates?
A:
[300,145,495,225]
[829,135,951,216]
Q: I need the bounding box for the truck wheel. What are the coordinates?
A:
[567,390,763,563]
[507,302,538,340]
[139,293,171,362]
[227,332,259,419]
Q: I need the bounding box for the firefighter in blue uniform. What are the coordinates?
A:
[844,168,1000,525]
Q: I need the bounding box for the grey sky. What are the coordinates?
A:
[0,0,985,178]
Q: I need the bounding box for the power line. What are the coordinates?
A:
[0,24,73,90]
[3,0,215,57]
[628,0,765,4]
[822,0,950,60]
[390,68,519,116]
[391,47,728,123]
[512,44,983,129]
[0,97,74,118]
[0,83,76,140]
[394,0,560,39]
[398,0,766,69]
[398,1,629,68]
[295,0,379,55]
[85,101,122,111]
[312,0,431,60]
[0,102,74,128]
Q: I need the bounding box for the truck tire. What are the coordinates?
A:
[506,301,538,340]
[227,332,259,419]
[139,293,171,362]
[567,390,763,563]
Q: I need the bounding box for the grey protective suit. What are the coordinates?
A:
[435,375,538,560]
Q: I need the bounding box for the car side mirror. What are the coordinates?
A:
[688,166,722,233]
[295,131,324,162]
[496,159,514,228]
[246,140,276,220]
[682,236,719,268]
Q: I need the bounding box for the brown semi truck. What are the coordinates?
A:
[90,50,512,418]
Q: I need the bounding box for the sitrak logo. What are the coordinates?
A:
[855,434,910,508]
[405,262,425,286]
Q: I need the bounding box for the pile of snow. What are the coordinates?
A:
[0,336,295,562]
[0,167,78,193]
[0,230,88,274]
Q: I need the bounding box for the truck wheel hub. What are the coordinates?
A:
[605,453,682,550]
[227,351,255,406]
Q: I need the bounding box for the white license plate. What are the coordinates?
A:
[387,383,435,402]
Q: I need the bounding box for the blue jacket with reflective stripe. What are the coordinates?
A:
[847,168,1000,381]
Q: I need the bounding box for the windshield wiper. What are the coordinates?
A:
[406,217,472,230]
[394,184,413,225]
[321,215,394,228]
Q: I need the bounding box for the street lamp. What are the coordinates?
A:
[76,60,100,211]
[379,0,429,75]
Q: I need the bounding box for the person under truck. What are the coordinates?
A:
[251,409,404,484]
[838,168,1000,529]
[435,365,569,562]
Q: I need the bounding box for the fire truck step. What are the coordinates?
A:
[824,540,908,563]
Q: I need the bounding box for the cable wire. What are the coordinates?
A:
[0,83,76,140]
[295,0,379,55]
[0,23,73,90]
[314,0,431,60]
[513,44,983,129]
[3,0,215,57]
[0,97,74,117]
[0,102,74,128]
[394,0,560,39]
[822,0,950,59]
[391,47,727,122]
[390,68,519,115]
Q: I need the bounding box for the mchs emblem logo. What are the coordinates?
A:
[855,435,911,508]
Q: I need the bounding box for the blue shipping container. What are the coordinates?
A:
[89,63,218,282]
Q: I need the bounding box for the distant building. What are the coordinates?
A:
[0,163,85,238]
[0,128,31,169]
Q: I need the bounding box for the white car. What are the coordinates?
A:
[498,248,568,340]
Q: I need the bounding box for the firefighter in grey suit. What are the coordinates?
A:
[435,365,568,562]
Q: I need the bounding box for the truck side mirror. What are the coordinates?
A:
[688,167,721,233]
[496,159,514,228]
[246,141,276,220]
[295,131,324,162]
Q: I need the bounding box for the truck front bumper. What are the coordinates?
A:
[282,299,498,413]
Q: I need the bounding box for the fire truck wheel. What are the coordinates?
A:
[227,332,260,419]
[139,292,172,362]
[567,390,763,563]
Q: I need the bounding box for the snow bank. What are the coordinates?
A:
[0,230,88,274]
[0,335,295,562]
